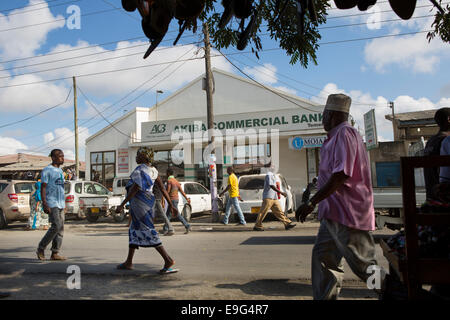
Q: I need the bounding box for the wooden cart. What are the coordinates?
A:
[380,155,450,299]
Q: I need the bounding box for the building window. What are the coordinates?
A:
[153,150,184,180]
[90,151,115,189]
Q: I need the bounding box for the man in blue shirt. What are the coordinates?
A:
[36,149,67,261]
[253,165,296,231]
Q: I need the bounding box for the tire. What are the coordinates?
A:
[86,211,99,223]
[0,209,7,229]
[122,0,137,12]
[182,205,192,222]
[76,209,86,220]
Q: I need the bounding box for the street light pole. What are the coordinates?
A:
[389,101,396,140]
[156,90,163,121]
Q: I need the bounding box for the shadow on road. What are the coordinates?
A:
[240,236,316,245]
[216,279,378,300]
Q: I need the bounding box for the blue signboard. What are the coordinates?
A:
[291,137,304,150]
[289,136,326,150]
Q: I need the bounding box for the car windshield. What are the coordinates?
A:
[239,176,265,190]
[14,182,34,193]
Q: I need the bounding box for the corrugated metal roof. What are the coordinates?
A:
[0,153,85,171]
[385,110,437,122]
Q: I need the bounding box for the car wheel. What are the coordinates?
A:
[0,209,7,229]
[86,211,99,223]
[182,204,192,222]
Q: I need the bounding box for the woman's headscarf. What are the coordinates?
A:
[137,146,154,163]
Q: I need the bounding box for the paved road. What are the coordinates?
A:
[0,214,395,300]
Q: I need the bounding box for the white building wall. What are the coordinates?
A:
[151,69,318,121]
[85,109,151,181]
[278,137,308,198]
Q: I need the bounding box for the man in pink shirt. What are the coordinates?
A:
[296,93,383,300]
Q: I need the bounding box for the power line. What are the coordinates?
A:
[25,47,198,153]
[0,29,432,90]
[327,2,448,20]
[100,0,140,22]
[231,53,380,107]
[0,7,119,33]
[0,35,146,64]
[0,0,82,18]
[0,40,200,79]
[0,0,65,14]
[0,6,433,65]
[0,49,204,89]
[0,87,72,129]
[215,48,321,113]
[320,14,434,30]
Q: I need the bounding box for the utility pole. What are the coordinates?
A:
[389,101,396,141]
[73,76,79,180]
[203,23,219,222]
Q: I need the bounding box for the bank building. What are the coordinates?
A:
[85,69,327,197]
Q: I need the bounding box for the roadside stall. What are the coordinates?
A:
[380,155,450,299]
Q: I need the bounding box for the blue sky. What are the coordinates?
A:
[0,0,449,160]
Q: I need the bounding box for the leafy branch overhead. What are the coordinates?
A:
[121,0,450,68]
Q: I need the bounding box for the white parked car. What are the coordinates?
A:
[112,177,131,196]
[64,180,123,221]
[227,173,296,216]
[0,180,35,228]
[162,181,212,222]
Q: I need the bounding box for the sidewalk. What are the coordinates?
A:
[64,212,321,233]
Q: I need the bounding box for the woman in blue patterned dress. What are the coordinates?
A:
[115,147,178,273]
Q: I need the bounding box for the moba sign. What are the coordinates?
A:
[289,136,327,150]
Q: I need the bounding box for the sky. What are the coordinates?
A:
[0,0,449,161]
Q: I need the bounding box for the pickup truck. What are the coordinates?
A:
[373,187,426,230]
[79,194,125,222]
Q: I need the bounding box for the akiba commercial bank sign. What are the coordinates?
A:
[142,108,324,142]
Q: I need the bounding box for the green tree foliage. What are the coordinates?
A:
[193,0,449,68]
[198,0,329,68]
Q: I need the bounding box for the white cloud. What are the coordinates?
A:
[0,0,65,60]
[243,63,278,85]
[364,30,450,73]
[0,136,28,155]
[312,83,449,141]
[42,126,90,160]
[275,86,297,95]
[0,74,70,112]
[18,41,233,99]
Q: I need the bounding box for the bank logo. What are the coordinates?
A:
[150,124,166,134]
[291,137,304,150]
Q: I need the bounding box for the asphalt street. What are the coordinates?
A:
[0,213,396,300]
